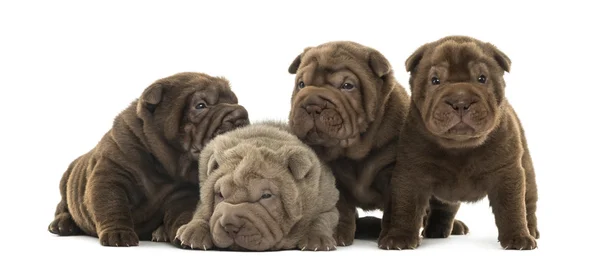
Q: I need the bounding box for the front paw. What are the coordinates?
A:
[175,221,213,250]
[499,233,537,250]
[99,229,139,247]
[529,226,540,239]
[48,213,80,236]
[378,233,420,250]
[298,233,336,251]
[152,225,169,242]
[333,226,355,247]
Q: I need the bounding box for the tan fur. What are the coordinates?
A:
[47,72,249,246]
[176,121,339,251]
[379,36,539,250]
[287,41,468,245]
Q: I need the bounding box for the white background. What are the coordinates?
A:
[1,0,598,262]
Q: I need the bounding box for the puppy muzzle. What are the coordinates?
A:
[210,202,283,251]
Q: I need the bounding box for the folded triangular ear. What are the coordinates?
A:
[487,43,511,72]
[368,50,392,78]
[136,82,164,115]
[405,44,428,73]
[288,47,313,74]
[287,148,313,180]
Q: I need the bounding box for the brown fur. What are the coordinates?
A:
[287,41,468,246]
[47,72,249,246]
[379,36,539,250]
[175,121,339,251]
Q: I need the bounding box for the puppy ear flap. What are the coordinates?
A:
[405,45,427,73]
[287,148,313,180]
[487,43,511,72]
[137,82,164,115]
[288,47,313,74]
[368,50,392,78]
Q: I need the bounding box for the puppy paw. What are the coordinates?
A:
[423,221,452,238]
[333,228,354,247]
[99,229,139,247]
[48,213,81,236]
[499,233,537,250]
[378,233,420,250]
[175,221,213,250]
[152,225,169,242]
[529,226,540,239]
[298,234,337,251]
[451,219,469,235]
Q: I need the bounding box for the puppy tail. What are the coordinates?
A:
[354,216,382,240]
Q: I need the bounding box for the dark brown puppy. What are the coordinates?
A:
[379,36,539,250]
[287,41,468,246]
[48,72,249,246]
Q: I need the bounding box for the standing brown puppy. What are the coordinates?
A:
[287,41,468,246]
[379,36,539,250]
[48,72,249,246]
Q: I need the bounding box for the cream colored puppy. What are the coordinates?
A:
[176,121,339,251]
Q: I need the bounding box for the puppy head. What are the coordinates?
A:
[198,128,322,251]
[136,72,249,159]
[405,36,511,148]
[287,41,394,148]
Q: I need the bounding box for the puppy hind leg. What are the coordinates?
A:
[422,196,467,238]
[48,169,81,236]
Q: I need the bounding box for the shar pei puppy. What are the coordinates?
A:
[176,121,339,251]
[379,35,539,250]
[287,41,469,246]
[48,72,249,246]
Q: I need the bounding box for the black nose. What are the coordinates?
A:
[223,224,240,236]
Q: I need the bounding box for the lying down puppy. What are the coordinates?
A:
[175,121,339,251]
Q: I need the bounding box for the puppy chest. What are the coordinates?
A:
[432,173,488,202]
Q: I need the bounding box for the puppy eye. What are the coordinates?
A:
[341,83,354,90]
[297,81,305,89]
[478,75,487,84]
[195,103,207,109]
[431,77,441,85]
[261,193,272,199]
[215,192,223,199]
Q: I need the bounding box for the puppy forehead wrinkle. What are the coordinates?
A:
[431,41,485,67]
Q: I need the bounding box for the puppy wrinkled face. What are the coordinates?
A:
[205,147,303,251]
[176,76,250,159]
[288,43,377,148]
[410,39,508,148]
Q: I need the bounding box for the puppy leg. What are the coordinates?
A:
[332,193,356,246]
[488,164,536,250]
[48,169,81,236]
[298,208,338,251]
[87,175,139,247]
[378,167,431,250]
[422,197,465,238]
[151,225,169,242]
[162,186,199,244]
[522,149,539,239]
